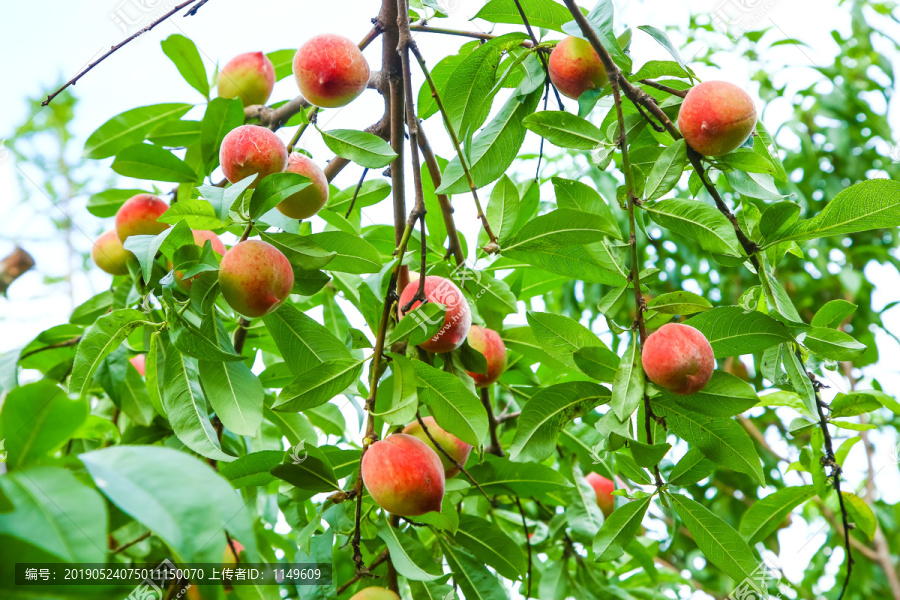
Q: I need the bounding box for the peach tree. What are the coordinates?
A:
[1,0,900,599]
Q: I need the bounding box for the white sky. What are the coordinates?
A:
[1,1,899,597]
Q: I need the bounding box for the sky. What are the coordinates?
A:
[1,0,899,597]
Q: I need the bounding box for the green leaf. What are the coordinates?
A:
[387,303,445,347]
[373,354,419,426]
[782,348,817,416]
[468,455,570,497]
[657,372,759,417]
[766,179,900,246]
[758,201,801,241]
[803,327,867,361]
[523,110,604,150]
[831,391,886,418]
[487,174,520,242]
[551,177,621,239]
[0,381,88,470]
[436,87,542,194]
[573,346,620,383]
[158,197,223,230]
[263,304,352,374]
[510,381,610,462]
[440,540,510,600]
[308,231,382,273]
[646,291,712,315]
[476,0,576,32]
[69,309,149,398]
[0,466,107,562]
[326,179,391,215]
[200,97,244,170]
[258,231,336,271]
[811,300,857,329]
[505,244,627,286]
[636,25,692,78]
[168,309,243,363]
[739,485,815,543]
[454,514,527,579]
[670,494,761,590]
[631,60,691,81]
[505,209,611,252]
[667,446,717,486]
[527,311,601,369]
[644,139,688,201]
[412,361,487,447]
[249,172,311,219]
[642,199,742,257]
[112,143,199,183]
[86,188,149,218]
[377,519,443,581]
[653,402,764,485]
[147,119,202,147]
[199,359,264,436]
[270,447,340,493]
[219,450,283,488]
[687,306,792,358]
[841,492,877,540]
[610,338,644,420]
[266,49,295,81]
[593,495,652,562]
[81,445,255,563]
[163,351,234,462]
[320,128,397,169]
[273,360,364,412]
[161,34,208,98]
[84,103,192,159]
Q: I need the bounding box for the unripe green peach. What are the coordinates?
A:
[402,416,472,478]
[465,325,507,387]
[293,34,370,108]
[218,240,294,318]
[678,81,757,156]
[276,153,329,219]
[361,433,445,517]
[641,323,714,395]
[219,125,288,187]
[217,52,275,107]
[173,230,227,292]
[129,354,146,376]
[548,36,608,100]
[115,194,170,242]
[350,588,400,600]
[91,230,132,275]
[586,472,615,517]
[398,276,472,354]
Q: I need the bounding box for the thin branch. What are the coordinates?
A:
[111,531,152,554]
[18,336,81,360]
[514,497,532,598]
[287,107,318,153]
[416,125,465,265]
[183,0,212,16]
[0,247,35,295]
[409,44,498,248]
[481,388,505,457]
[409,24,533,47]
[43,0,206,106]
[345,168,371,218]
[335,550,390,596]
[233,318,251,355]
[640,79,688,98]
[415,411,492,503]
[510,0,564,110]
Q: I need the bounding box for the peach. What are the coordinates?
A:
[548,36,608,100]
[641,323,715,395]
[292,34,370,108]
[402,416,473,478]
[361,433,444,517]
[586,472,615,517]
[218,240,294,318]
[223,540,244,564]
[115,194,170,242]
[129,354,146,376]
[92,230,132,275]
[276,153,329,219]
[678,81,757,156]
[398,276,472,354]
[217,51,275,107]
[465,325,507,387]
[350,589,400,600]
[219,125,288,187]
[173,229,226,291]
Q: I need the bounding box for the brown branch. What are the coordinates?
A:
[481,388,505,457]
[640,79,688,98]
[345,168,370,218]
[42,0,207,106]
[18,335,82,360]
[510,0,564,109]
[416,126,465,265]
[335,550,390,595]
[860,421,900,599]
[0,247,36,295]
[233,318,250,355]
[111,531,152,554]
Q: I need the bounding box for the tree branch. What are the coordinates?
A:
[481,388,505,457]
[0,247,35,295]
[416,125,465,265]
[415,411,492,503]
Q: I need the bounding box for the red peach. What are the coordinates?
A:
[350,588,400,600]
[548,36,608,100]
[174,230,227,291]
[91,230,132,275]
[641,323,715,395]
[586,472,615,517]
[398,276,472,354]
[465,325,507,387]
[402,416,473,478]
[217,52,275,107]
[115,194,170,242]
[218,240,294,318]
[129,354,146,376]
[361,433,444,517]
[293,34,370,108]
[276,153,329,219]
[678,81,757,156]
[219,125,288,187]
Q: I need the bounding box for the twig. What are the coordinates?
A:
[345,168,370,218]
[415,411,492,503]
[0,247,35,295]
[233,318,251,355]
[18,336,82,360]
[514,497,532,598]
[335,550,390,595]
[510,0,564,110]
[481,388,505,457]
[409,24,533,47]
[409,44,498,247]
[183,0,212,16]
[416,125,465,265]
[640,79,688,98]
[43,0,206,106]
[111,531,152,554]
[287,107,318,153]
